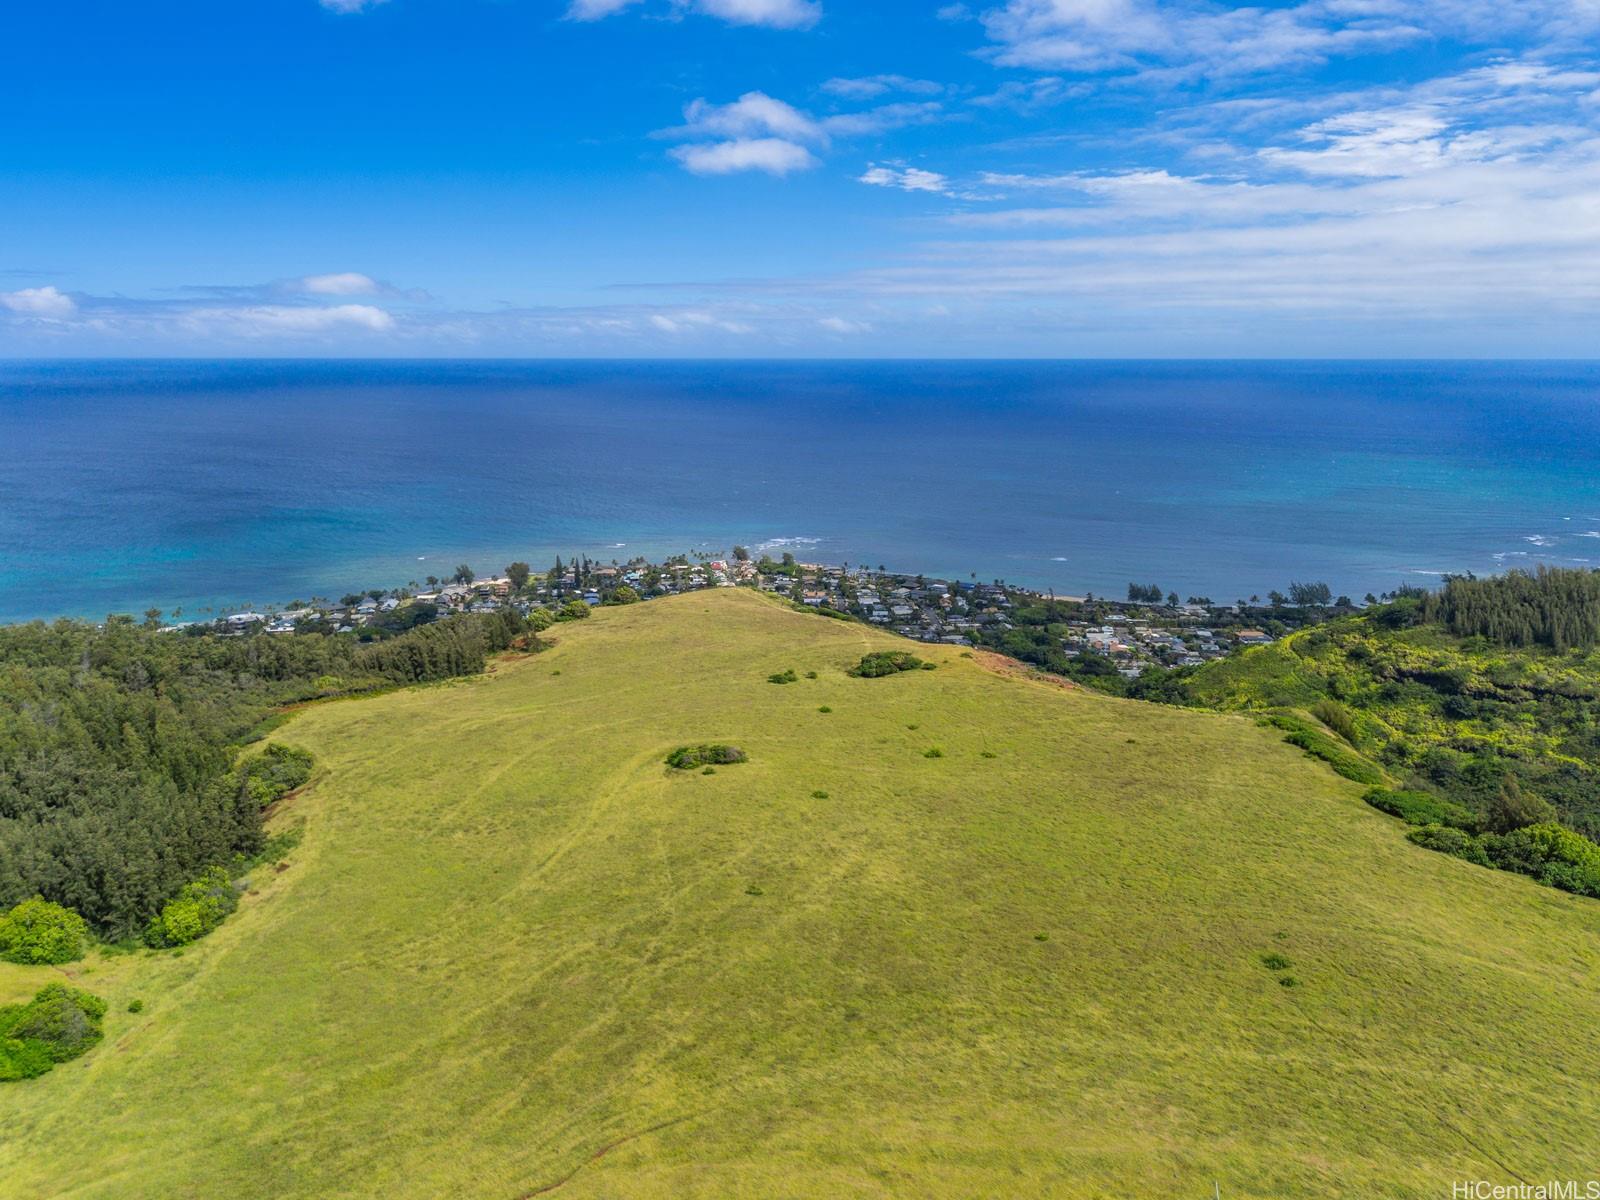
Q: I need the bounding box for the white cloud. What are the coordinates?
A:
[567,0,819,28]
[298,272,383,296]
[676,92,825,144]
[968,75,1085,110]
[689,0,820,29]
[0,285,76,319]
[842,62,1600,335]
[661,90,945,177]
[976,0,1600,81]
[818,316,872,333]
[183,304,397,337]
[821,101,943,137]
[860,164,950,192]
[671,137,820,175]
[319,0,388,12]
[565,0,643,18]
[821,75,944,100]
[648,310,756,334]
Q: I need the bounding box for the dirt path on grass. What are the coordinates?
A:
[970,649,1081,692]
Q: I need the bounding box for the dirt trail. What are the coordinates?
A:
[970,649,1080,692]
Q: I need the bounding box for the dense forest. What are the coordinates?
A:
[0,609,530,937]
[1174,568,1600,895]
[1422,565,1600,651]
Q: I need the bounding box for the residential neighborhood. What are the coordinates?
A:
[177,547,1331,689]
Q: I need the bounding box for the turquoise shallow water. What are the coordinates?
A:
[1,359,1598,622]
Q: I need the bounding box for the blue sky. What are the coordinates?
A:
[3,0,1598,356]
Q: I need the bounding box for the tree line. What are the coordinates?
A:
[0,609,532,937]
[1425,566,1600,652]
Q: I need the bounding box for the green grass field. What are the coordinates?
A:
[4,590,1599,1198]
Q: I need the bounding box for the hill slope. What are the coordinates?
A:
[3,590,1599,1198]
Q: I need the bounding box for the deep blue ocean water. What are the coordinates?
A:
[2,359,1599,623]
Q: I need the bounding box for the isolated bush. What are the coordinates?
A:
[850,651,930,678]
[0,898,90,965]
[558,600,591,621]
[1260,952,1293,971]
[0,984,106,1081]
[665,744,748,770]
[1363,788,1477,831]
[768,668,798,684]
[143,867,240,948]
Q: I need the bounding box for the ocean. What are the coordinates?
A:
[2,359,1598,623]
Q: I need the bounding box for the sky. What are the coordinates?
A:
[3,0,1599,357]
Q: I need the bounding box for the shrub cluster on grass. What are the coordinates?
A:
[1405,820,1600,898]
[786,599,853,621]
[1310,697,1360,746]
[1363,773,1600,898]
[238,743,314,809]
[0,983,106,1082]
[665,744,748,770]
[850,651,933,678]
[1363,787,1477,830]
[143,866,240,948]
[767,668,799,685]
[1259,950,1300,987]
[1264,714,1385,785]
[0,897,89,965]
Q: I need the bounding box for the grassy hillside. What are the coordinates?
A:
[3,590,1599,1198]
